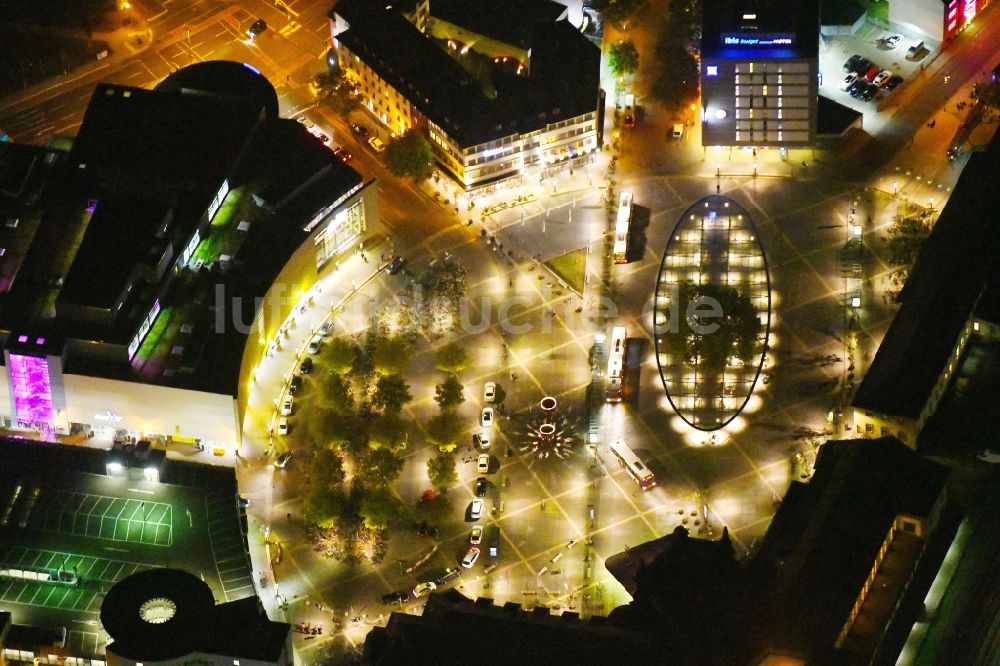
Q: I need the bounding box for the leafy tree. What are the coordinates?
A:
[360,448,405,487]
[662,281,760,373]
[312,69,360,117]
[434,374,465,411]
[426,411,463,452]
[609,41,640,78]
[304,487,347,529]
[312,448,346,489]
[427,453,458,491]
[307,407,356,448]
[372,374,413,413]
[317,372,355,415]
[434,343,469,374]
[359,489,401,530]
[650,42,700,111]
[368,412,409,450]
[416,493,454,522]
[592,0,646,27]
[372,336,412,375]
[384,129,434,181]
[322,337,355,374]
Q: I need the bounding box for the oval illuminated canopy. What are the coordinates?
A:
[653,195,771,431]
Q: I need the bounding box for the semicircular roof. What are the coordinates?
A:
[156,60,279,119]
[653,195,771,431]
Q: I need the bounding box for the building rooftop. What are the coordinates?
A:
[363,589,664,664]
[702,0,821,59]
[333,0,600,147]
[750,437,951,660]
[429,0,567,51]
[852,129,1000,419]
[102,569,289,662]
[817,94,863,136]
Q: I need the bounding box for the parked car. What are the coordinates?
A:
[332,146,352,162]
[469,526,483,545]
[435,568,461,585]
[475,477,488,497]
[477,454,490,474]
[306,335,323,354]
[247,18,267,39]
[883,74,904,91]
[381,590,409,604]
[847,80,866,98]
[859,82,878,101]
[863,65,881,82]
[238,496,250,508]
[469,499,483,520]
[412,581,437,597]
[461,546,481,568]
[298,357,313,374]
[848,57,874,75]
[480,407,494,428]
[280,395,293,416]
[883,34,902,48]
[671,123,684,140]
[351,123,369,137]
[274,451,292,468]
[484,381,497,403]
[289,375,303,394]
[387,256,406,274]
[838,73,858,91]
[277,417,289,435]
[843,54,863,72]
[368,136,386,153]
[473,431,490,450]
[318,319,335,336]
[623,111,635,128]
[873,70,893,87]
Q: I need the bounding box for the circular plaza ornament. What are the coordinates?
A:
[139,597,177,624]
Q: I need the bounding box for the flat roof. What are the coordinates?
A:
[852,130,1000,418]
[333,0,600,147]
[58,196,170,311]
[817,94,863,136]
[752,437,949,658]
[702,0,820,59]
[430,0,567,51]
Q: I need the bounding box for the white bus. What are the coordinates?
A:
[605,326,626,403]
[610,439,656,490]
[613,192,633,264]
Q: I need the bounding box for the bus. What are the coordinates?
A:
[613,192,633,264]
[610,439,656,490]
[605,326,626,403]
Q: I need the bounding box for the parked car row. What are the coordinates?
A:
[840,54,903,102]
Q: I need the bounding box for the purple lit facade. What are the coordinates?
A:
[9,352,55,428]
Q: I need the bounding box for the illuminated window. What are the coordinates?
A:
[706,65,718,77]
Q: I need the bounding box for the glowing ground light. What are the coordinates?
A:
[139,597,177,624]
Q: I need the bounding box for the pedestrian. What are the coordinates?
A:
[287,512,291,521]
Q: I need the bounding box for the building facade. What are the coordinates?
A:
[889,0,994,45]
[330,0,601,191]
[700,0,820,147]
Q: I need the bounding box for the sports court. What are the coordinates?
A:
[31,490,173,546]
[0,547,150,614]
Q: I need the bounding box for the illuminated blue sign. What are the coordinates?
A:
[722,33,795,47]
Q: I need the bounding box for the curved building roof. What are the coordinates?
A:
[156,60,279,120]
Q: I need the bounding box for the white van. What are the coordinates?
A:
[672,124,684,140]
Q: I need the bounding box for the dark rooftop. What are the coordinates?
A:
[363,589,665,664]
[155,60,279,120]
[817,93,863,136]
[820,0,866,26]
[702,0,821,59]
[852,129,1000,418]
[751,437,950,661]
[332,0,600,147]
[102,569,289,662]
[973,264,1000,325]
[57,196,170,312]
[429,0,567,51]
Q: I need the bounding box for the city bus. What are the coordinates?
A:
[605,326,626,403]
[613,192,633,263]
[609,439,656,490]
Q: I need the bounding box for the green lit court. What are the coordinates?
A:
[32,490,173,546]
[0,547,150,613]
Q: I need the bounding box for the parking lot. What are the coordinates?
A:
[31,490,173,547]
[819,21,934,112]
